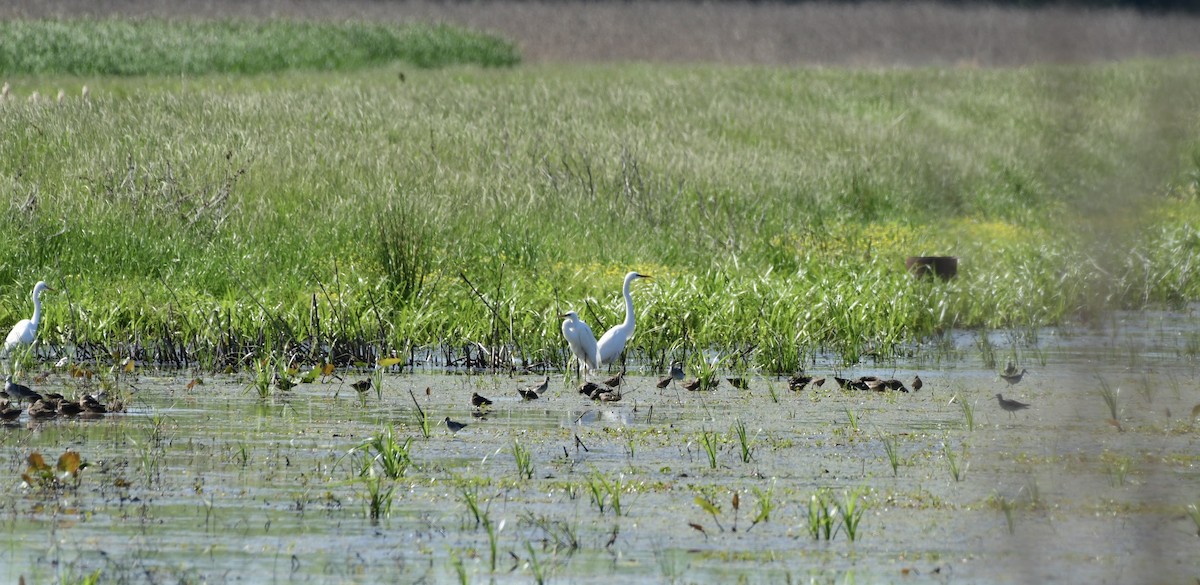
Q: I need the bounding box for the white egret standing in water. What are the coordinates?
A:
[560,311,598,378]
[596,272,651,367]
[4,281,53,365]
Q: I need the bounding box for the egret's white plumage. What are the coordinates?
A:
[560,311,599,377]
[596,272,651,366]
[4,281,52,355]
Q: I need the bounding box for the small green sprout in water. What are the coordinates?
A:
[362,468,395,523]
[693,489,725,533]
[358,424,413,480]
[843,408,860,433]
[513,439,534,480]
[955,394,975,432]
[992,494,1017,534]
[732,419,755,464]
[699,430,720,469]
[804,488,838,540]
[1186,504,1200,537]
[459,480,487,527]
[482,514,504,573]
[525,540,546,585]
[836,487,869,542]
[747,480,776,532]
[450,550,468,585]
[1103,453,1132,487]
[1097,377,1121,421]
[943,442,968,482]
[585,471,624,516]
[881,433,901,476]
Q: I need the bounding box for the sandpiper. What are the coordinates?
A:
[811,377,826,388]
[603,371,624,388]
[4,376,42,404]
[995,393,1031,417]
[471,392,493,408]
[1000,369,1028,385]
[518,377,546,401]
[657,361,684,389]
[0,399,21,421]
[912,375,923,391]
[579,381,604,399]
[443,417,468,433]
[27,398,58,419]
[351,379,372,394]
[788,374,813,392]
[727,377,749,390]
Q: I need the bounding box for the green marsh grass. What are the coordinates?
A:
[732,419,754,464]
[2,58,1199,366]
[805,488,838,541]
[943,443,968,482]
[699,430,720,469]
[836,487,869,542]
[0,19,518,75]
[881,433,901,476]
[1097,378,1121,420]
[512,439,533,480]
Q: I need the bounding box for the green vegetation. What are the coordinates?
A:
[0,19,519,75]
[1,29,1199,368]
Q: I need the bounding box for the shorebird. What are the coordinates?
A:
[726,377,749,390]
[603,371,624,388]
[683,378,717,392]
[912,376,923,391]
[1000,369,1028,385]
[4,376,42,404]
[788,374,813,392]
[443,417,468,433]
[579,381,604,399]
[0,399,21,421]
[657,361,684,389]
[519,377,548,401]
[471,392,493,408]
[27,398,57,419]
[995,393,1031,417]
[811,377,826,388]
[57,400,83,417]
[351,379,372,394]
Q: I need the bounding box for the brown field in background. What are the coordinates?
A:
[3,0,1199,66]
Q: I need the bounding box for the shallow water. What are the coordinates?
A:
[2,310,1199,584]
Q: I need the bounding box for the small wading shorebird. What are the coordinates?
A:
[351,379,372,394]
[471,392,493,408]
[657,361,684,389]
[4,375,42,404]
[912,375,923,391]
[995,393,1031,417]
[1000,368,1028,385]
[443,417,468,433]
[603,371,624,388]
[520,376,549,401]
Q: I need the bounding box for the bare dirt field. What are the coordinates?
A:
[5,0,1200,66]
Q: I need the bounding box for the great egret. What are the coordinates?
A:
[595,272,651,367]
[4,281,53,357]
[559,311,598,377]
[995,393,1031,417]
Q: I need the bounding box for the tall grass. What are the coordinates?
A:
[0,19,519,75]
[1,56,1198,367]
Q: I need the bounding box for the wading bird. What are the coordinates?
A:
[559,311,598,379]
[4,375,41,404]
[1000,368,1028,385]
[603,371,624,388]
[595,272,651,367]
[657,361,684,389]
[520,377,549,400]
[471,392,493,408]
[995,393,1031,417]
[351,379,372,394]
[912,376,923,391]
[443,417,468,433]
[4,281,53,358]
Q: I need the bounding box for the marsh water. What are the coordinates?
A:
[2,309,1199,584]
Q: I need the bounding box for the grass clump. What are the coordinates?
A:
[0,19,519,75]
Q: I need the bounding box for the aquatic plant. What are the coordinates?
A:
[20,451,87,491]
[804,488,838,541]
[699,430,720,469]
[362,468,394,523]
[992,494,1018,534]
[693,490,726,533]
[358,424,413,480]
[731,419,755,464]
[881,433,901,476]
[513,440,534,480]
[943,442,968,482]
[1097,377,1121,421]
[525,541,546,585]
[459,480,487,527]
[836,487,869,542]
[956,395,975,432]
[748,481,775,532]
[844,408,860,434]
[585,471,624,516]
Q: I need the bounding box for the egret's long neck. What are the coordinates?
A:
[30,290,42,326]
[620,276,636,330]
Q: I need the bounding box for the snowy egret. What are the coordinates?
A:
[595,272,651,367]
[4,281,53,356]
[995,393,1031,417]
[559,311,598,377]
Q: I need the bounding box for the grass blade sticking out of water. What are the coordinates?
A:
[732,419,754,464]
[805,488,838,541]
[836,487,869,542]
[699,430,719,469]
[748,480,775,532]
[513,440,533,480]
[943,442,968,482]
[881,433,900,476]
[1097,376,1121,421]
[955,395,975,432]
